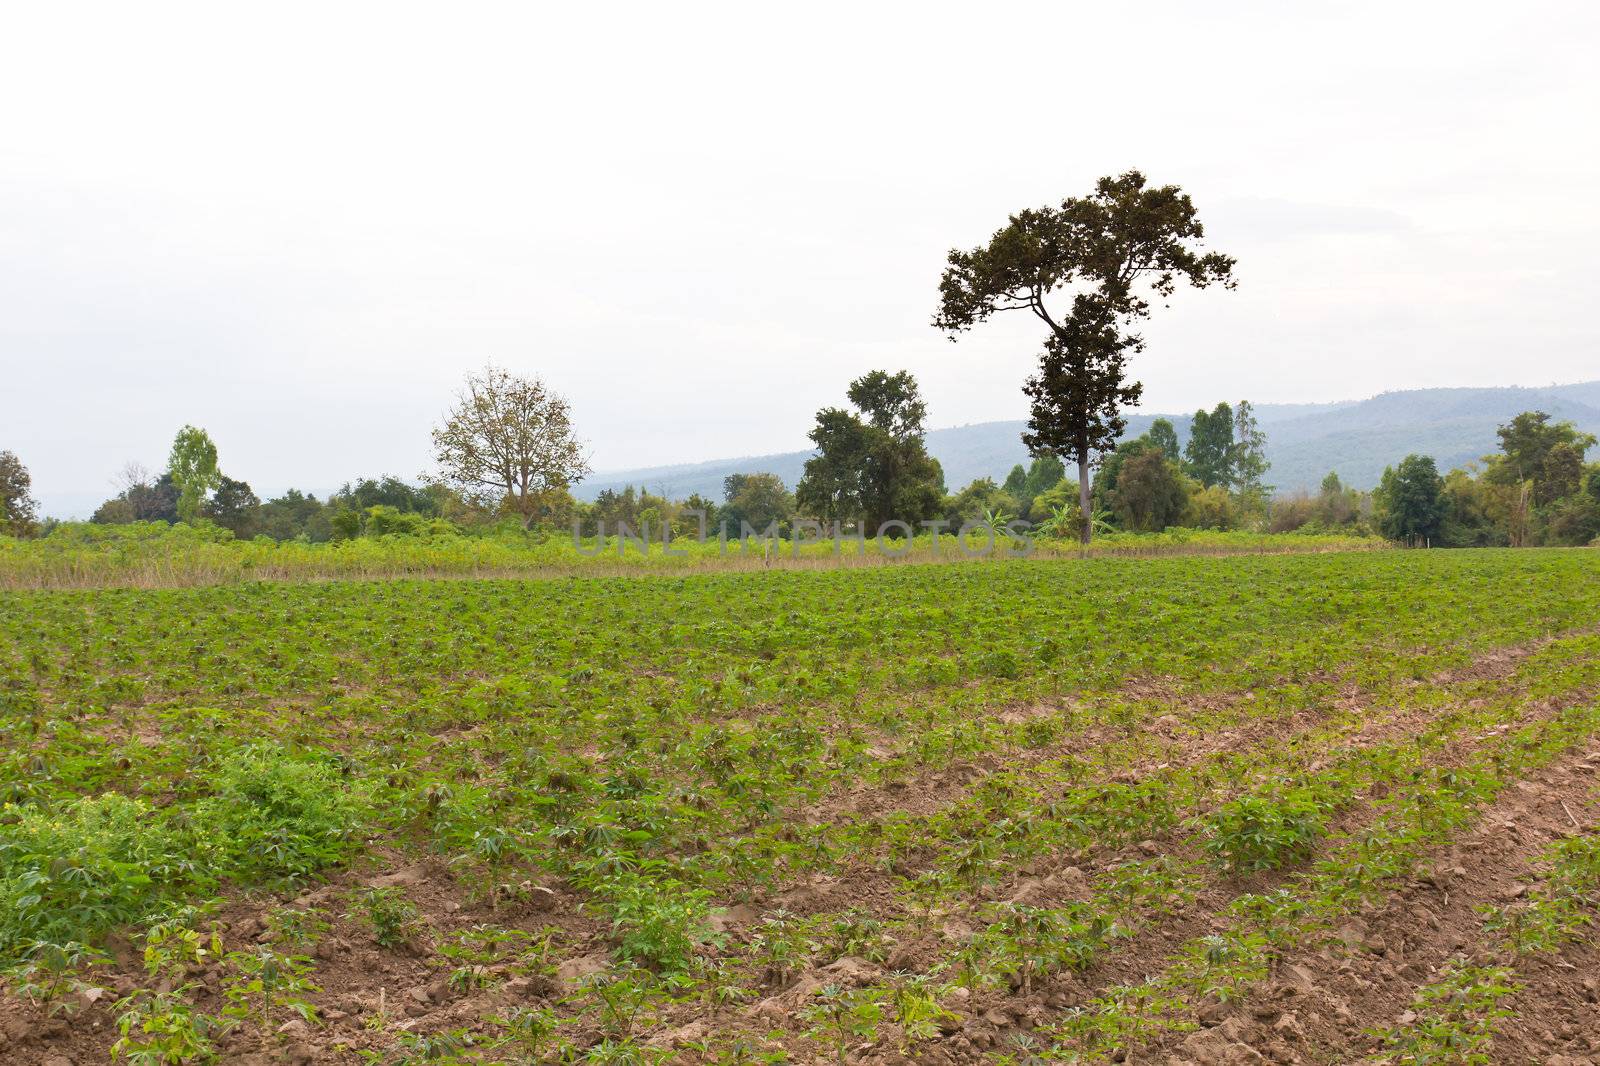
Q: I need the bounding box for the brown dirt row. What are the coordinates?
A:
[702,680,1600,1063]
[714,632,1599,941]
[1144,739,1600,1065]
[602,658,1600,1062]
[0,848,603,1066]
[662,626,1587,851]
[780,625,1594,866]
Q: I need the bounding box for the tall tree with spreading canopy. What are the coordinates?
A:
[934,170,1235,541]
[432,366,591,530]
[796,370,944,532]
[166,426,221,524]
[0,451,39,536]
[1486,411,1595,507]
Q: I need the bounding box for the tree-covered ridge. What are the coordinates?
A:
[573,382,1600,502]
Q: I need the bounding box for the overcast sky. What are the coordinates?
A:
[5,2,1599,516]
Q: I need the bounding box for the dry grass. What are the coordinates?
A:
[0,523,1386,591]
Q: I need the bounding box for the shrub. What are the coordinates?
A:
[599,871,715,975]
[1204,793,1326,873]
[1185,485,1239,531]
[1380,963,1517,1063]
[353,885,419,949]
[0,793,193,958]
[977,648,1021,680]
[193,746,365,882]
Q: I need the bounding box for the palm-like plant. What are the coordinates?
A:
[979,506,1015,530]
[1036,503,1114,540]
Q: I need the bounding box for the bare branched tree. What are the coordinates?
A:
[113,462,153,494]
[431,366,591,529]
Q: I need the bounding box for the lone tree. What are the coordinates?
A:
[934,170,1235,541]
[431,365,591,530]
[0,451,39,536]
[796,370,944,533]
[167,426,221,524]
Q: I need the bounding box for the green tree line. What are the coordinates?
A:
[5,396,1595,549]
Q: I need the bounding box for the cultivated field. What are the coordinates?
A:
[2,549,1600,1064]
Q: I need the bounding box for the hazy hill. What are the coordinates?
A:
[578,382,1600,500]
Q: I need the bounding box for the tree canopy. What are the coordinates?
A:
[1185,403,1236,488]
[0,451,38,536]
[431,366,591,530]
[205,476,261,538]
[166,426,221,524]
[720,473,793,534]
[1110,450,1188,532]
[845,370,928,441]
[1486,411,1596,506]
[1375,454,1445,543]
[934,170,1235,541]
[796,371,944,532]
[1232,401,1271,498]
[1018,300,1144,490]
[1147,419,1181,462]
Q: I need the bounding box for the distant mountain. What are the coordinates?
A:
[577,382,1600,499]
[1252,385,1600,491]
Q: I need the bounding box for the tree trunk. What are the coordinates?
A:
[1077,454,1092,544]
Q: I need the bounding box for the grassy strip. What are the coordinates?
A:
[0,525,1383,591]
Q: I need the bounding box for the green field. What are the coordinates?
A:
[3,548,1600,1063]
